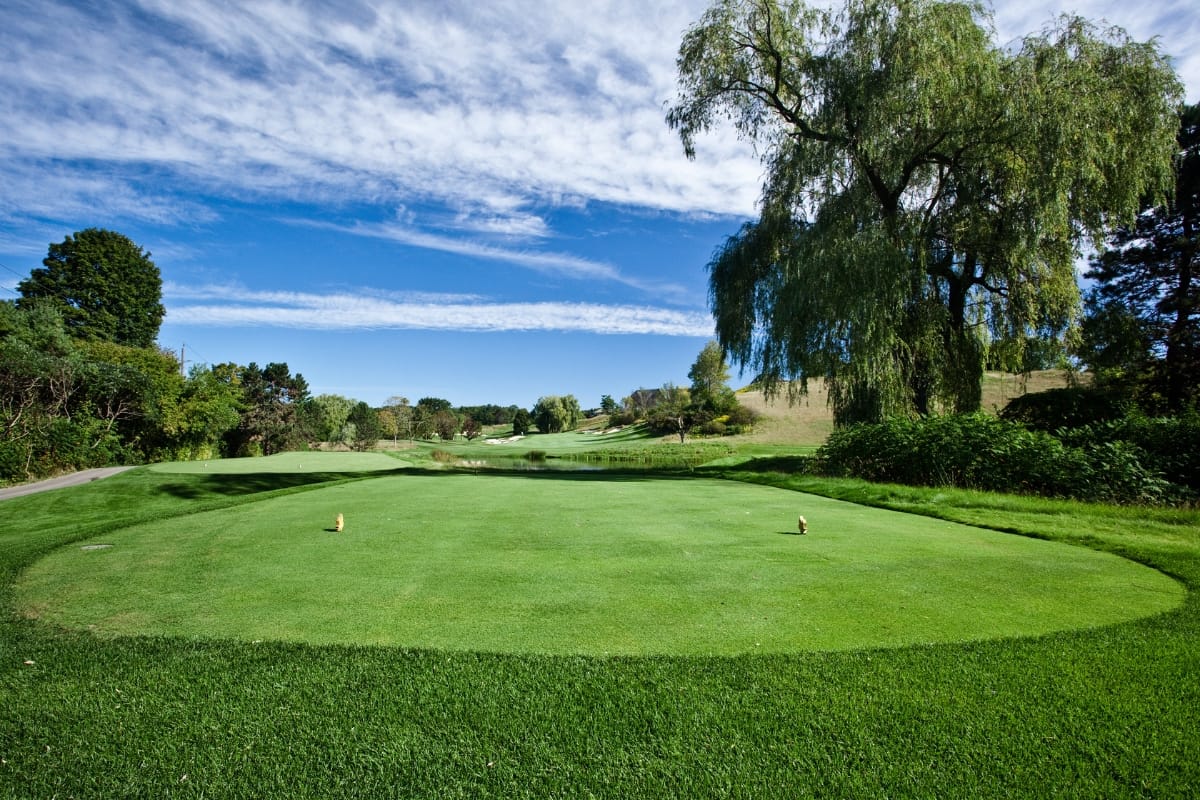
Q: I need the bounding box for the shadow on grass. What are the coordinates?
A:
[708,455,815,474]
[153,464,704,501]
[436,465,704,483]
[150,462,710,501]
[154,470,403,500]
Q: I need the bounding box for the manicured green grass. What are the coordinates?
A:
[430,424,736,463]
[453,425,659,453]
[149,450,410,473]
[1,453,1198,797]
[15,471,1177,654]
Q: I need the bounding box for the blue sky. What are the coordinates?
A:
[2,1,1197,408]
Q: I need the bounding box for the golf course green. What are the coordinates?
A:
[15,455,1182,655]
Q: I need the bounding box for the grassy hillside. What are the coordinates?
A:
[734,369,1079,446]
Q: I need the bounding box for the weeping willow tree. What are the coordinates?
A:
[668,0,1183,424]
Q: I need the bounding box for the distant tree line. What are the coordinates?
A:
[352,344,764,444]
[603,341,760,442]
[0,293,318,481]
[1,237,766,484]
[314,396,523,449]
[0,229,321,482]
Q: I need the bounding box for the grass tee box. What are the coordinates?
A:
[17,465,1181,655]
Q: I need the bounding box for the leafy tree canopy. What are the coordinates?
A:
[1,303,230,478]
[76,340,184,449]
[531,395,582,434]
[17,228,165,348]
[172,365,243,458]
[347,401,382,451]
[432,409,459,441]
[669,0,1183,424]
[306,394,357,444]
[688,340,736,412]
[417,397,453,414]
[461,416,482,440]
[645,383,702,442]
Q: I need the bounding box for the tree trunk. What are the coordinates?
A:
[943,255,983,414]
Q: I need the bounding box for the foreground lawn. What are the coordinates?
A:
[1,453,1198,798]
[15,470,1178,654]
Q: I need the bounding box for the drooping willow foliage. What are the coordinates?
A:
[669,0,1183,425]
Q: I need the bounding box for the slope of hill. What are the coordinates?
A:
[734,370,1080,446]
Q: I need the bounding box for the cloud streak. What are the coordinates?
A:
[294,218,693,299]
[0,0,762,234]
[1,0,1195,227]
[299,219,622,281]
[1,0,1195,277]
[164,284,714,337]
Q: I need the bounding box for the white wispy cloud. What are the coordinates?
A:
[291,217,696,301]
[0,0,760,233]
[0,161,219,229]
[163,283,714,336]
[297,219,621,281]
[1,0,1195,263]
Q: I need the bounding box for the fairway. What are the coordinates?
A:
[16,470,1181,655]
[147,450,409,473]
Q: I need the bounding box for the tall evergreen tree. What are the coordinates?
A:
[227,362,310,455]
[1083,104,1200,412]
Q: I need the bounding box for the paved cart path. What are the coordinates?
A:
[0,467,136,501]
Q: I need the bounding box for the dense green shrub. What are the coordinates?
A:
[998,386,1131,431]
[724,403,760,433]
[1059,413,1200,492]
[815,413,1171,504]
[607,410,637,427]
[0,415,139,484]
